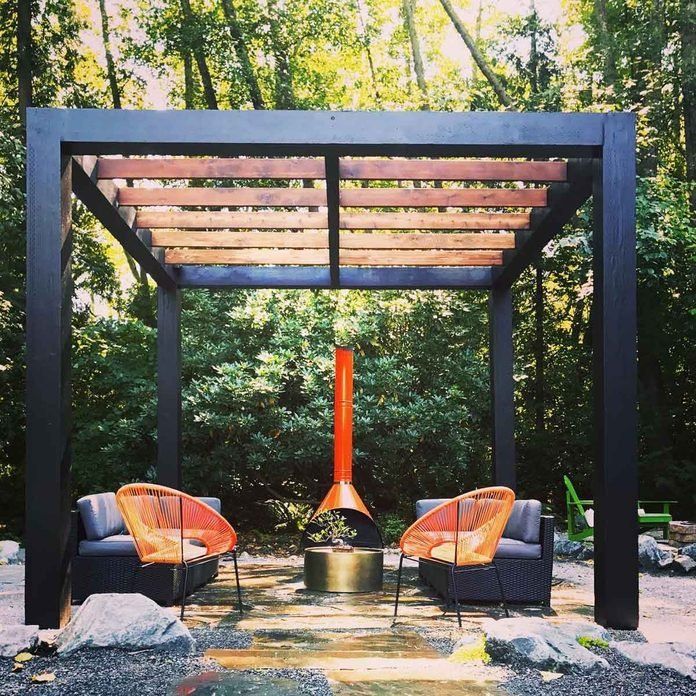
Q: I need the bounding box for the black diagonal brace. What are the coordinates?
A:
[71,157,176,290]
[325,154,341,287]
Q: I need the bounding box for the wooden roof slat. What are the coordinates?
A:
[163,247,503,266]
[339,159,567,181]
[150,231,516,249]
[139,211,528,230]
[165,248,329,265]
[98,157,325,180]
[341,212,530,230]
[136,211,328,229]
[119,187,327,206]
[340,249,503,266]
[339,187,548,207]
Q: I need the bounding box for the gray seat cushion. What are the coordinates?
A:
[503,499,542,543]
[77,492,125,540]
[494,537,542,560]
[79,534,206,558]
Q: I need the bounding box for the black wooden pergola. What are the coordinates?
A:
[25,108,638,631]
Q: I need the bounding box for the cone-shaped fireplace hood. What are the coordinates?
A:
[303,347,382,549]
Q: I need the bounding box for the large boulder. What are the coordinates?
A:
[680,543,696,561]
[672,555,696,574]
[0,540,22,565]
[0,624,39,657]
[613,642,696,680]
[553,532,593,560]
[638,534,674,570]
[483,617,609,674]
[55,593,194,655]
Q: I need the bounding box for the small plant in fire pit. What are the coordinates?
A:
[307,510,357,551]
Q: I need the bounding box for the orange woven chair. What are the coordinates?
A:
[394,486,515,626]
[116,483,241,619]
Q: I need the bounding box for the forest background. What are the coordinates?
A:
[0,0,694,540]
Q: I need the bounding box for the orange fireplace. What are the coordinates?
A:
[303,347,382,548]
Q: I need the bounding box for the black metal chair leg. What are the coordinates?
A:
[450,566,462,628]
[393,553,404,622]
[233,549,243,615]
[180,561,190,621]
[492,561,509,618]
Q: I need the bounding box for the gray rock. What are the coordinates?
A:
[0,540,21,565]
[55,593,194,655]
[680,543,696,561]
[638,534,674,570]
[0,624,39,657]
[672,555,696,573]
[554,532,593,560]
[613,641,696,680]
[483,617,609,674]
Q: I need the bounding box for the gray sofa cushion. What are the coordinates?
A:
[77,492,125,540]
[79,534,206,557]
[503,499,542,543]
[494,537,542,560]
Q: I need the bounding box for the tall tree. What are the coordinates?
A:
[97,0,122,109]
[220,0,265,109]
[266,0,294,109]
[17,0,32,127]
[179,0,218,109]
[438,0,514,108]
[680,0,696,215]
[592,0,618,88]
[402,0,429,108]
[183,49,195,108]
[355,0,381,105]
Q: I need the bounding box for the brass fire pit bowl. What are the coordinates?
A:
[303,547,383,593]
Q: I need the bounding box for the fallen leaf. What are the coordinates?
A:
[12,662,24,672]
[14,652,33,663]
[31,672,56,683]
[540,670,563,682]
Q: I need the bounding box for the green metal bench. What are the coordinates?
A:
[563,475,675,541]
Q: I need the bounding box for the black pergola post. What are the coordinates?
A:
[592,114,639,629]
[489,286,516,490]
[25,114,73,628]
[157,286,182,489]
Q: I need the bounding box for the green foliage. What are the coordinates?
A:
[375,512,408,546]
[306,511,357,544]
[577,636,609,650]
[449,636,491,664]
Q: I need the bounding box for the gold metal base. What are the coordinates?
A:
[303,547,383,593]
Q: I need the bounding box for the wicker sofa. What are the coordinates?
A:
[71,491,221,605]
[415,498,553,606]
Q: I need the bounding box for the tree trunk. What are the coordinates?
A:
[179,0,218,109]
[183,50,195,108]
[680,0,696,216]
[356,0,382,105]
[267,0,295,109]
[593,0,618,88]
[98,0,122,109]
[438,0,514,109]
[403,0,429,108]
[18,0,32,128]
[220,0,265,109]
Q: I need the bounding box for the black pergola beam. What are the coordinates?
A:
[493,160,593,289]
[489,285,516,489]
[157,286,182,489]
[25,115,73,629]
[173,265,494,289]
[593,114,638,629]
[325,155,340,287]
[71,157,176,290]
[34,108,603,158]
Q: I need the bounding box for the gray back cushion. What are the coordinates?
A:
[503,499,542,543]
[415,499,450,519]
[197,497,221,514]
[77,492,125,540]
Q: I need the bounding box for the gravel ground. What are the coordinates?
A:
[501,645,695,696]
